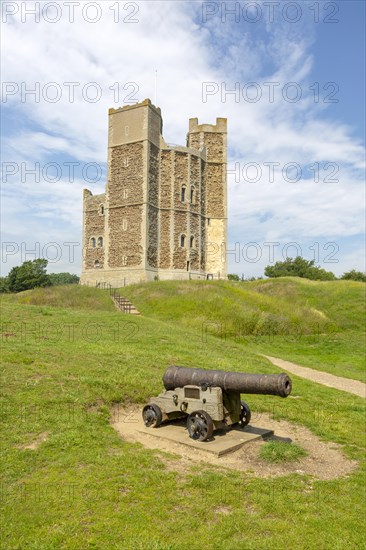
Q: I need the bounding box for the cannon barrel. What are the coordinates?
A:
[163,366,292,397]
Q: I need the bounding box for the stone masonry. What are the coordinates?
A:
[80,99,227,287]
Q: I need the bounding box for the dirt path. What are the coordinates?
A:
[263,355,365,398]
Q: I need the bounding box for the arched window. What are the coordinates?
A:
[99,204,104,215]
[91,237,96,248]
[190,235,195,248]
[94,260,100,268]
[180,234,186,248]
[181,186,186,202]
[190,187,195,204]
[98,237,103,248]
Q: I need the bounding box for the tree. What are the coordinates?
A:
[48,273,79,286]
[228,274,240,281]
[8,259,51,292]
[264,256,336,281]
[341,270,366,282]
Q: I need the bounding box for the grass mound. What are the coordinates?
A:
[121,277,365,335]
[13,285,115,312]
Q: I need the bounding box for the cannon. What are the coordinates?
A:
[142,366,292,441]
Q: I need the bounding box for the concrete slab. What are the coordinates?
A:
[136,419,274,457]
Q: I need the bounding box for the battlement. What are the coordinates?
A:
[109,98,161,116]
[189,117,227,133]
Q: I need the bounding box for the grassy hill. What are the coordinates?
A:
[1,279,365,548]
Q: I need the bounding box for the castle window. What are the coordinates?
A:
[99,204,104,215]
[122,219,128,231]
[122,255,127,266]
[181,186,186,202]
[190,236,195,248]
[190,187,195,204]
[97,237,103,248]
[180,234,186,248]
[94,260,100,268]
[123,158,129,168]
[207,218,211,226]
[91,237,96,248]
[123,188,128,199]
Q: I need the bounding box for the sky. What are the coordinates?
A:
[1,0,365,278]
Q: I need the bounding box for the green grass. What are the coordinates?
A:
[1,280,365,549]
[259,441,308,463]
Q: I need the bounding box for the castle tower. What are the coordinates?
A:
[187,118,227,278]
[80,100,227,287]
[105,99,162,283]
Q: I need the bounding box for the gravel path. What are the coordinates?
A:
[263,355,365,398]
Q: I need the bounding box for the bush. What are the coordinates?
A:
[341,270,366,282]
[8,259,51,293]
[48,273,79,285]
[264,256,336,281]
[0,276,10,293]
[228,274,240,281]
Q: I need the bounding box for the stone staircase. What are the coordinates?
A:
[96,282,140,315]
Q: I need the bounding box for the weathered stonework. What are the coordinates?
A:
[80,99,227,286]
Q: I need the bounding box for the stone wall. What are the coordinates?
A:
[108,205,143,268]
[83,192,105,269]
[147,143,159,268]
[173,152,188,210]
[147,205,158,268]
[107,142,144,206]
[173,211,188,270]
[205,163,225,218]
[160,150,172,209]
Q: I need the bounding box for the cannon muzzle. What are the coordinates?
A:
[163,366,292,397]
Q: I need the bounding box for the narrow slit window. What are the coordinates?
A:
[190,187,195,204]
[190,236,195,248]
[181,186,186,202]
[91,237,96,248]
[180,234,186,247]
[98,237,103,248]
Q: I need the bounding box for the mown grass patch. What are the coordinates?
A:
[259,440,308,463]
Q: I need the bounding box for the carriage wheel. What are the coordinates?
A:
[187,410,214,441]
[142,404,163,428]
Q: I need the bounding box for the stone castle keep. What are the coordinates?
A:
[80,99,227,286]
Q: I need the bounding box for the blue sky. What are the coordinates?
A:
[1,0,365,278]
